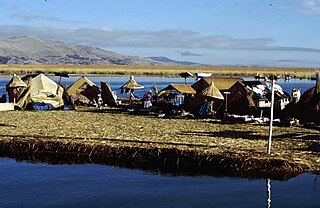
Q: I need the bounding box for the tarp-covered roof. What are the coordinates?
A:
[16,73,64,109]
[162,84,196,94]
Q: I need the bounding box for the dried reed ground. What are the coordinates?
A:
[0,109,319,174]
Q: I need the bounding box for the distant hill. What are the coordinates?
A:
[147,56,205,66]
[0,36,204,66]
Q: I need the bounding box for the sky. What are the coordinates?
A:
[0,0,320,67]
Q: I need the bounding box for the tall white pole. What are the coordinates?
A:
[267,78,275,155]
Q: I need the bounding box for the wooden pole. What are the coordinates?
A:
[223,91,231,116]
[267,78,275,155]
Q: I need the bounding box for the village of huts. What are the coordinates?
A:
[2,72,320,126]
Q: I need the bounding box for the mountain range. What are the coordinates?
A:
[0,36,202,66]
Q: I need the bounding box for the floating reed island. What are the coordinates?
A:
[0,109,319,180]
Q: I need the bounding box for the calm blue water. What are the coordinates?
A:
[0,157,319,208]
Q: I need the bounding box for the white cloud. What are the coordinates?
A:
[178,50,203,56]
[284,0,320,14]
[300,0,318,6]
[0,25,319,53]
[276,0,320,14]
[299,0,320,13]
[8,4,83,24]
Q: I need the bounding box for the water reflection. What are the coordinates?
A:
[266,179,271,208]
[0,151,299,181]
[314,175,318,191]
[0,157,318,208]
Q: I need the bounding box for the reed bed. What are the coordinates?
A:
[0,64,318,78]
[0,109,319,179]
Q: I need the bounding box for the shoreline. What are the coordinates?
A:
[0,64,317,79]
[0,109,319,180]
[0,135,307,180]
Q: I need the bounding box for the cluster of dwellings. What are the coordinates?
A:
[5,74,99,110]
[2,72,320,124]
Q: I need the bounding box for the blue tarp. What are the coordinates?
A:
[31,102,54,111]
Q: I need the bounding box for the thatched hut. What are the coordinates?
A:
[6,74,27,103]
[16,73,65,109]
[221,81,257,116]
[157,84,196,111]
[66,76,100,106]
[186,77,241,115]
[283,74,320,123]
[219,80,290,118]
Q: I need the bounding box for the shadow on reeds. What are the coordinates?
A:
[274,132,320,141]
[0,123,17,128]
[179,130,320,141]
[179,130,267,140]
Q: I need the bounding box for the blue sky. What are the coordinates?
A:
[0,0,320,67]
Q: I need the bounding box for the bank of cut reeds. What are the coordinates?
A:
[0,110,319,180]
[0,135,307,180]
[0,64,318,79]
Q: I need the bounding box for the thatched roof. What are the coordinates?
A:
[161,84,196,94]
[66,76,98,96]
[192,77,243,92]
[120,75,144,90]
[6,74,27,88]
[200,82,224,100]
[66,76,100,105]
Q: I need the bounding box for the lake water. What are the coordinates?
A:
[0,75,319,207]
[0,157,319,208]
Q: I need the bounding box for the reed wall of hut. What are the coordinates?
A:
[101,81,118,107]
[185,94,224,115]
[217,81,256,116]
